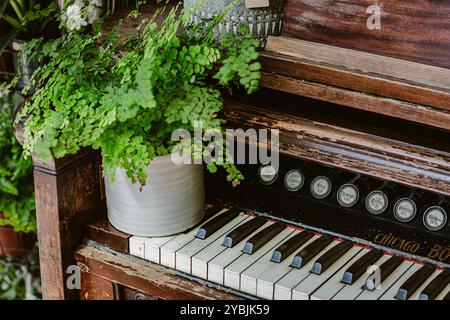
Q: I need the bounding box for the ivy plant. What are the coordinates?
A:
[20,4,262,186]
[0,94,36,233]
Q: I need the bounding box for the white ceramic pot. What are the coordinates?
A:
[105,154,205,237]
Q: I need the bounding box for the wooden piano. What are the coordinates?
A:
[22,1,450,300]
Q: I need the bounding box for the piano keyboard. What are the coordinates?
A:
[129,206,450,300]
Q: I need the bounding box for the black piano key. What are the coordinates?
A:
[419,269,450,300]
[195,208,240,240]
[222,217,266,248]
[311,241,353,275]
[291,236,334,269]
[364,256,404,291]
[396,265,435,300]
[270,230,314,263]
[341,249,383,285]
[242,222,286,255]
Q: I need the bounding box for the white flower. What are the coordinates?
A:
[62,0,104,31]
[64,2,88,31]
[87,5,102,24]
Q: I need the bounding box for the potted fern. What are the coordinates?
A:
[19,5,261,236]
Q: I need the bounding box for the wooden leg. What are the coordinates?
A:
[33,150,104,300]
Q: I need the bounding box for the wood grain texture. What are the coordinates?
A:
[80,272,115,300]
[261,72,450,131]
[33,151,104,300]
[224,101,450,196]
[265,36,450,91]
[85,217,130,253]
[262,36,450,112]
[76,244,241,300]
[260,51,450,112]
[282,0,450,69]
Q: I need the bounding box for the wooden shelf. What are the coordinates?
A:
[76,244,241,300]
[85,217,130,253]
[261,36,450,131]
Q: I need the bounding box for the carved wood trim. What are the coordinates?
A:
[224,101,450,196]
[261,72,450,131]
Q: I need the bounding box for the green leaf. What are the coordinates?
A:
[0,177,19,196]
[0,1,9,17]
[0,29,20,54]
[207,163,218,173]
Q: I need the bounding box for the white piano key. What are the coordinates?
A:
[356,259,414,300]
[176,212,249,274]
[332,253,392,300]
[240,230,302,296]
[144,235,176,264]
[292,245,362,300]
[310,248,370,300]
[191,215,256,280]
[436,282,450,300]
[160,209,228,268]
[409,268,442,300]
[257,234,321,300]
[129,236,146,259]
[274,238,341,300]
[208,221,273,285]
[224,227,295,291]
[379,262,423,300]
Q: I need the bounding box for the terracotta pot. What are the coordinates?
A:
[0,215,36,256]
[105,154,205,237]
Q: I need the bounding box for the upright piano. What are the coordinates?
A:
[24,1,450,300]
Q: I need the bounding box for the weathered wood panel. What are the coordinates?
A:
[262,36,450,111]
[85,217,130,253]
[76,245,241,300]
[80,272,115,300]
[33,151,104,300]
[282,0,450,69]
[224,101,450,196]
[261,72,450,131]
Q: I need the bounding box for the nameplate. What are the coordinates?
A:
[245,0,270,9]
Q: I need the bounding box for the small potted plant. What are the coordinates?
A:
[0,93,36,256]
[19,5,261,236]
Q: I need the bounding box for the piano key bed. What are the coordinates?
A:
[124,205,450,300]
